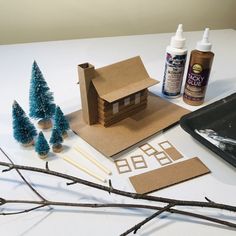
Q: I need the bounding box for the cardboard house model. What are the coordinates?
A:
[78,56,158,127]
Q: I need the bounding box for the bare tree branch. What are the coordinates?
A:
[121,203,175,235]
[1,198,236,229]
[0,147,46,201]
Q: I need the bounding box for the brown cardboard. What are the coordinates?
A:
[78,63,98,125]
[78,56,159,127]
[115,159,132,174]
[67,92,189,157]
[153,152,172,166]
[129,157,210,194]
[92,56,158,103]
[131,155,147,169]
[158,141,183,161]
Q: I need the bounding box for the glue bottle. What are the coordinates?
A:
[162,24,187,98]
[183,28,214,106]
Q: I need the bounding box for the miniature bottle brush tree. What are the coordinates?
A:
[50,128,63,153]
[29,61,55,129]
[35,131,50,159]
[54,106,70,138]
[12,101,37,146]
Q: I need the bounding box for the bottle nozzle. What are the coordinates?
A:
[196,28,212,52]
[202,28,210,43]
[175,24,183,39]
[170,24,186,49]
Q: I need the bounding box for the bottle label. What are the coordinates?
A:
[183,63,210,101]
[162,53,187,97]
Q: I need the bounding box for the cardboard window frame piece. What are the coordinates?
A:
[139,143,158,156]
[158,141,183,161]
[114,159,132,174]
[154,151,172,166]
[139,143,152,151]
[131,155,147,169]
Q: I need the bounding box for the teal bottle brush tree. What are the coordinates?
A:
[54,106,70,138]
[50,128,63,153]
[29,61,55,129]
[12,100,37,146]
[35,131,50,159]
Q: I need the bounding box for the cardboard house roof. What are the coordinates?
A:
[92,56,159,103]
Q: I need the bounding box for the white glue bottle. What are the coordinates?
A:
[162,24,188,98]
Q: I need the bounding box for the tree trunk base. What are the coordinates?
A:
[62,131,68,139]
[38,153,48,159]
[38,119,52,130]
[52,144,63,153]
[22,139,34,147]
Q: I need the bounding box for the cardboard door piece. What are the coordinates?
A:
[129,157,210,194]
[158,141,183,161]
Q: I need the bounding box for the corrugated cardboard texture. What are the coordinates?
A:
[67,93,189,157]
[129,157,210,194]
[92,56,158,103]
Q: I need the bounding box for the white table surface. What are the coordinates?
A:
[0,29,235,236]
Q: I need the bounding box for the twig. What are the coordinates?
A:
[0,204,47,216]
[0,147,46,201]
[121,203,175,236]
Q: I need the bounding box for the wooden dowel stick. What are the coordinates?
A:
[74,146,112,175]
[63,156,107,183]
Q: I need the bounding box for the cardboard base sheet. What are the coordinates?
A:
[67,93,189,157]
[129,157,210,194]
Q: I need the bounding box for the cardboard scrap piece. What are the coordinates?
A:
[129,157,210,194]
[158,141,183,161]
[67,93,189,157]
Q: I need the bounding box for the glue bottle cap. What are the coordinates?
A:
[196,28,212,52]
[170,24,186,49]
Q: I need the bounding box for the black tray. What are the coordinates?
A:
[180,93,236,168]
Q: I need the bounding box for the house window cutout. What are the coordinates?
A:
[139,143,152,151]
[154,151,172,166]
[131,155,147,169]
[159,158,172,165]
[135,93,141,104]
[158,141,183,161]
[139,143,158,156]
[113,102,119,114]
[145,149,156,155]
[155,152,166,160]
[160,142,172,149]
[124,97,130,106]
[114,159,131,174]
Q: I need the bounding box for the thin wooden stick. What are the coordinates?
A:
[74,146,112,175]
[63,156,107,183]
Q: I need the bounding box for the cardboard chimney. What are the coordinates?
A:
[78,56,158,127]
